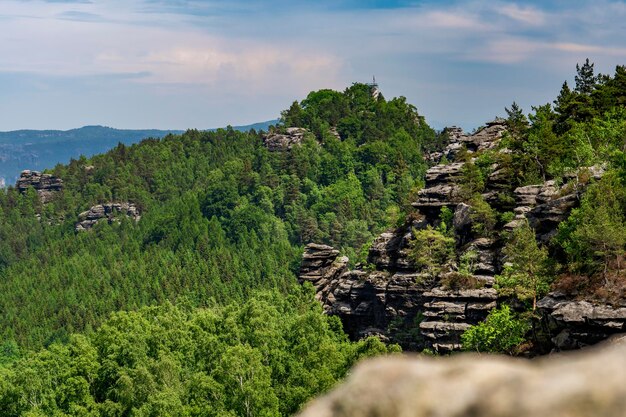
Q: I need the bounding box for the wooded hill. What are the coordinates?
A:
[0,62,625,416]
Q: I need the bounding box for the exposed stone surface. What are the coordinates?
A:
[527,193,579,242]
[16,170,63,203]
[300,242,432,348]
[298,341,626,417]
[75,203,141,231]
[538,292,626,350]
[419,287,497,353]
[452,203,472,236]
[262,127,309,151]
[299,116,617,353]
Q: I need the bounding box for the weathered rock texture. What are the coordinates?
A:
[298,340,626,417]
[75,203,141,231]
[262,127,309,151]
[539,292,626,350]
[16,170,63,203]
[299,116,615,353]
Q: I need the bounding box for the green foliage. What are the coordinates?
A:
[459,161,485,197]
[409,226,455,275]
[556,173,626,276]
[461,305,530,354]
[0,84,436,348]
[438,206,454,235]
[508,62,626,185]
[495,221,551,310]
[0,288,398,417]
[468,195,497,237]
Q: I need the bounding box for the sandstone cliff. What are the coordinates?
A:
[16,170,63,203]
[299,119,622,353]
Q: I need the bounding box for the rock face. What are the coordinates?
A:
[16,170,63,203]
[300,240,433,348]
[299,115,614,353]
[538,293,626,350]
[262,127,308,151]
[297,340,626,417]
[75,203,141,231]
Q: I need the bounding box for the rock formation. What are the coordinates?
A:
[299,117,616,353]
[538,292,626,350]
[297,339,626,417]
[16,170,63,203]
[262,127,309,151]
[75,203,141,231]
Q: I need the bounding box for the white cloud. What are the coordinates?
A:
[497,4,545,26]
[0,0,625,130]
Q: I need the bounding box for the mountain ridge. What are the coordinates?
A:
[0,120,278,186]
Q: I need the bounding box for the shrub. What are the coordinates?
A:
[409,226,455,275]
[461,305,529,354]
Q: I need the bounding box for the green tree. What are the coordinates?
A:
[461,305,529,354]
[409,226,455,275]
[495,221,550,310]
[575,58,597,95]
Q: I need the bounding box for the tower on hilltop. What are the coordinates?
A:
[367,76,381,99]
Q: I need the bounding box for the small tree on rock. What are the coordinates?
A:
[495,220,550,311]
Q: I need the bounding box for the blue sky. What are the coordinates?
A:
[0,0,625,131]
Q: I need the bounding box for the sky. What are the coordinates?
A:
[0,0,625,131]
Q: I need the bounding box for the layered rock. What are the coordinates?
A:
[413,163,463,214]
[538,293,626,350]
[262,127,309,151]
[300,242,432,348]
[298,339,626,417]
[505,168,604,241]
[420,287,497,352]
[16,170,63,203]
[299,115,616,353]
[75,203,141,231]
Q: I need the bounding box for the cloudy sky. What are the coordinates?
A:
[1,0,625,131]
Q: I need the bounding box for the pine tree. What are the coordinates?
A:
[575,58,597,95]
[505,101,528,137]
[496,221,550,311]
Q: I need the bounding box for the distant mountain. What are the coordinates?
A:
[0,120,278,186]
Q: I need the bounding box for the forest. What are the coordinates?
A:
[0,61,625,415]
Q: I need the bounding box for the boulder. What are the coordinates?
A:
[538,293,626,350]
[298,341,626,417]
[452,203,472,235]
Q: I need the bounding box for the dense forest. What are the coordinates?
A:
[0,83,427,415]
[0,61,625,414]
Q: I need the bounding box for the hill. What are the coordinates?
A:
[0,62,625,416]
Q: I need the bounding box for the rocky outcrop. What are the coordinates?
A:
[262,127,309,151]
[75,203,141,231]
[538,293,626,350]
[413,164,463,214]
[299,114,615,352]
[420,287,497,352]
[16,170,63,203]
[426,119,507,163]
[300,242,432,348]
[298,340,626,417]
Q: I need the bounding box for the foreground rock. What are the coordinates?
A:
[16,170,63,203]
[75,203,141,231]
[298,340,626,417]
